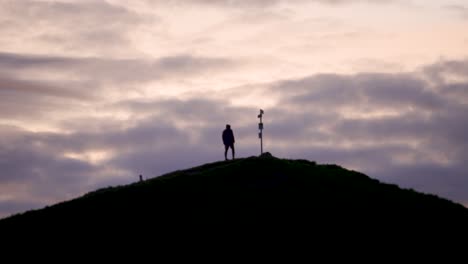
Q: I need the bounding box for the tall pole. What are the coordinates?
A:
[258,109,264,155]
[260,115,263,155]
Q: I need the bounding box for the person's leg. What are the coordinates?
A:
[224,145,228,160]
[231,144,235,160]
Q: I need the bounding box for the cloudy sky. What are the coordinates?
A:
[1,0,467,218]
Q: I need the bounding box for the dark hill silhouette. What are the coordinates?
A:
[1,153,468,240]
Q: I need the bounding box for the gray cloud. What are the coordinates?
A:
[144,0,396,8]
[445,5,468,20]
[0,75,92,100]
[0,52,235,84]
[275,73,446,112]
[0,52,69,68]
[271,60,468,144]
[0,125,97,184]
[0,0,153,54]
[423,59,468,85]
[0,76,96,120]
[115,98,255,122]
[0,52,236,121]
[9,0,141,23]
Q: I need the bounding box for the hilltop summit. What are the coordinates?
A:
[1,154,467,237]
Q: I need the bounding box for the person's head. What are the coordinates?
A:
[226,124,231,129]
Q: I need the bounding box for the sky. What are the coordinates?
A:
[0,0,467,218]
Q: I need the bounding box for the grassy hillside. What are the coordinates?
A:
[1,154,467,236]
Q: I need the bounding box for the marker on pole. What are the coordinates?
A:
[258,109,264,155]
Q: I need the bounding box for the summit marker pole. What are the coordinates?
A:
[258,109,264,155]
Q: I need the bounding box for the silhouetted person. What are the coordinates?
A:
[222,124,235,161]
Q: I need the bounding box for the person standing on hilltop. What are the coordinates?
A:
[222,124,235,161]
